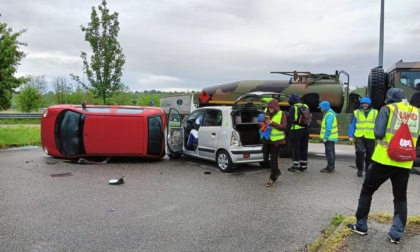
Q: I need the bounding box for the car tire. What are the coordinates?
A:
[168,152,181,159]
[368,67,387,110]
[217,150,234,173]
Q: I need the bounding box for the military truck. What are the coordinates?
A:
[197,61,420,158]
[367,60,420,109]
[199,70,359,137]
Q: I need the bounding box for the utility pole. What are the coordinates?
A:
[378,0,384,67]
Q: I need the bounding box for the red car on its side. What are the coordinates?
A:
[41,104,168,159]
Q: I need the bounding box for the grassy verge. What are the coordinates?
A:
[0,125,41,148]
[0,118,41,124]
[306,212,420,252]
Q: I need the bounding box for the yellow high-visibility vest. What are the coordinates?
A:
[292,103,309,130]
[372,102,420,169]
[320,111,338,140]
[354,109,378,139]
[270,111,285,141]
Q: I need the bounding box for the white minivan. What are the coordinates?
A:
[166,92,288,172]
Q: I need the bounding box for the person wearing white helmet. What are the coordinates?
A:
[348,97,378,177]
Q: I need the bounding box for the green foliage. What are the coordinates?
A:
[0,118,40,124]
[0,15,28,111]
[24,75,49,95]
[72,0,126,105]
[16,86,43,112]
[52,76,73,104]
[66,86,93,104]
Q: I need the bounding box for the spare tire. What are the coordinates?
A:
[367,67,387,110]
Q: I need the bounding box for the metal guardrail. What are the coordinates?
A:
[0,113,42,119]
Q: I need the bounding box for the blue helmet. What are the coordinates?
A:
[360,97,371,106]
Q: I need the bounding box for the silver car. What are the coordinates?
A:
[167,92,288,172]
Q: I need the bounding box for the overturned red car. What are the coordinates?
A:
[41,104,168,159]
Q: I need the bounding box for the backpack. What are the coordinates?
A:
[387,109,416,161]
[295,104,312,128]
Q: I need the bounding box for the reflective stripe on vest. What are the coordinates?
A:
[372,102,420,169]
[354,109,378,139]
[320,111,338,140]
[270,111,285,141]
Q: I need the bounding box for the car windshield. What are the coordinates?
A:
[55,110,86,156]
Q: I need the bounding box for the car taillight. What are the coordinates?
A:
[42,109,48,117]
[230,129,241,147]
[243,154,250,158]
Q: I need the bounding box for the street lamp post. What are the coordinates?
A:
[378,0,385,68]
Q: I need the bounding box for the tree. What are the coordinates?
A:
[52,76,73,104]
[16,86,42,112]
[72,0,126,105]
[25,75,49,95]
[0,15,28,111]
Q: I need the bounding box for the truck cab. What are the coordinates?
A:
[368,61,420,110]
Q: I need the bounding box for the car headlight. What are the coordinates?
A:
[43,146,48,155]
[42,109,48,118]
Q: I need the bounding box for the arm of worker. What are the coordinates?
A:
[374,106,390,140]
[348,115,356,142]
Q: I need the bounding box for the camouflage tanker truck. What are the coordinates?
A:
[197,70,361,156]
[197,61,420,157]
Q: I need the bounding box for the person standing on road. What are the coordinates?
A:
[347,88,420,244]
[262,99,287,187]
[319,101,338,173]
[287,94,310,172]
[348,97,378,177]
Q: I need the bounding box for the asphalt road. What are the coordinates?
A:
[1,144,420,252]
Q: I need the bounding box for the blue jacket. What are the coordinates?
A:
[319,101,338,142]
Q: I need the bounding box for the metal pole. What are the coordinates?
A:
[378,0,385,67]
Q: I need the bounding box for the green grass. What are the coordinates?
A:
[0,118,41,124]
[0,125,41,148]
[306,212,420,252]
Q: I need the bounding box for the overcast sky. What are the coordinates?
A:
[2,0,420,92]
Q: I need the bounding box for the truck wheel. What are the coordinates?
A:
[368,67,387,110]
[217,150,234,173]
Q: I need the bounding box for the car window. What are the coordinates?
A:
[116,108,145,114]
[203,110,222,126]
[189,110,205,123]
[75,107,112,113]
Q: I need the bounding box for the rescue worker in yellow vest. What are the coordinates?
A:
[262,99,287,187]
[287,94,310,172]
[347,88,420,244]
[319,101,338,173]
[348,97,378,177]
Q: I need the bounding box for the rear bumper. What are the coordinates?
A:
[229,147,264,163]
